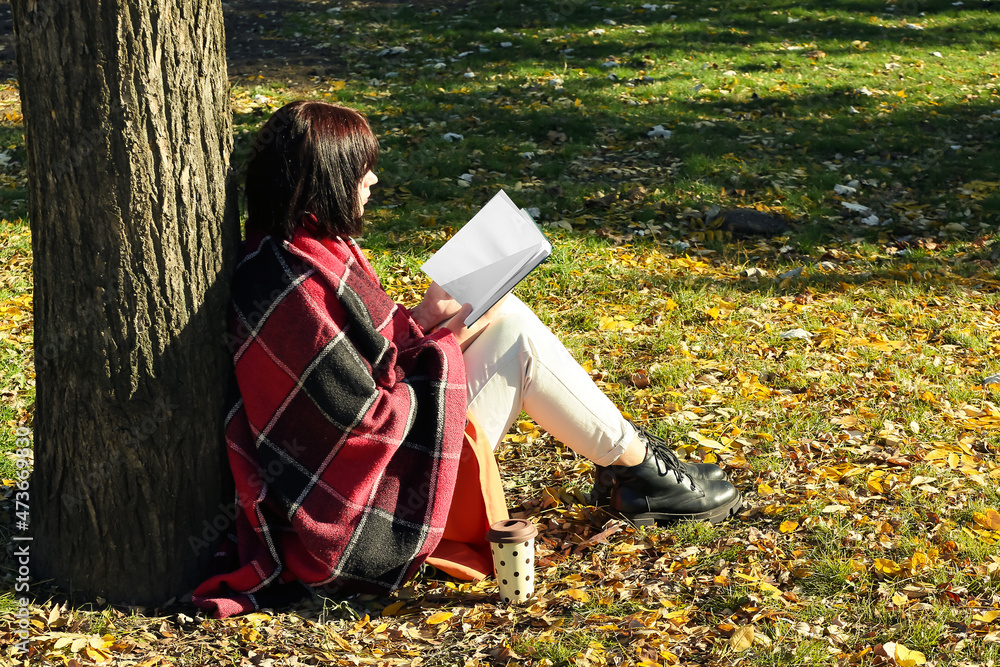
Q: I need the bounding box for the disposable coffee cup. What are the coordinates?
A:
[486,518,539,604]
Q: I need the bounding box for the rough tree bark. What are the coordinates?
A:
[11,0,238,604]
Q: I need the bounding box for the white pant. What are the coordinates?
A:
[463,296,636,467]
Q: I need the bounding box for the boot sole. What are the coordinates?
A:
[622,491,744,526]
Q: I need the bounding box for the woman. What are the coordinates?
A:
[193,101,741,618]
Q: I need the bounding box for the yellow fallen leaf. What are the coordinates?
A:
[694,437,725,449]
[906,551,931,573]
[729,626,754,651]
[83,646,110,663]
[564,588,591,603]
[759,581,782,598]
[516,420,540,434]
[244,612,272,623]
[240,626,261,642]
[426,611,454,625]
[758,482,774,496]
[890,642,926,667]
[973,610,999,623]
[381,600,406,617]
[598,315,636,331]
[874,558,902,576]
[663,297,678,311]
[664,609,692,624]
[779,520,799,533]
[973,509,1000,530]
[613,541,650,554]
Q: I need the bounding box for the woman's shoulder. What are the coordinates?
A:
[237,228,346,269]
[231,232,314,300]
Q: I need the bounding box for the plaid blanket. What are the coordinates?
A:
[193,226,468,618]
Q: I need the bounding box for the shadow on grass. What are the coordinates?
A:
[259,0,997,239]
[340,0,1000,53]
[625,246,1000,303]
[358,91,999,243]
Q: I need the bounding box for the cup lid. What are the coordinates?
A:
[486,518,538,544]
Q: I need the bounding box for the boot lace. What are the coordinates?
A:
[640,428,696,490]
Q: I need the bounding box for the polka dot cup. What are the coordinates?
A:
[486,518,539,604]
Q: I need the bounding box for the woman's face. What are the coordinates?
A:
[358,170,378,214]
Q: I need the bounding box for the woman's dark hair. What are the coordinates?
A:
[244,101,378,239]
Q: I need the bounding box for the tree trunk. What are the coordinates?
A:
[11,0,237,605]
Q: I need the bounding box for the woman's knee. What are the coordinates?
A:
[464,295,559,370]
[488,309,548,356]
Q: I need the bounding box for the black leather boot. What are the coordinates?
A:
[609,443,743,525]
[590,427,729,506]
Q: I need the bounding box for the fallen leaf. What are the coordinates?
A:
[781,328,812,340]
[426,611,454,625]
[779,520,799,533]
[973,509,1000,530]
[381,600,406,617]
[729,625,754,651]
[874,558,902,576]
[631,371,651,389]
[883,641,927,666]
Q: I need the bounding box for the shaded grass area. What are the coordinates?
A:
[234,0,1000,247]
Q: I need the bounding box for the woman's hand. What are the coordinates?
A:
[442,294,508,351]
[411,281,462,332]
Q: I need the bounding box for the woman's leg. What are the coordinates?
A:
[463,295,743,525]
[463,295,636,466]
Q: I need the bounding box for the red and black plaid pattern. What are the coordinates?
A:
[193,228,468,618]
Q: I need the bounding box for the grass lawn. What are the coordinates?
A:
[3,0,1000,664]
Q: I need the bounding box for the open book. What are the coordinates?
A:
[421,190,552,325]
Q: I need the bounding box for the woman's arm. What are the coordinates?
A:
[410,281,462,332]
[411,282,509,349]
[440,295,508,351]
